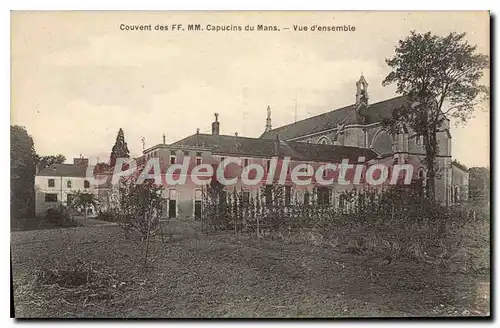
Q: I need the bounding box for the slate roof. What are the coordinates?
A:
[37,164,88,177]
[260,95,408,140]
[171,133,377,162]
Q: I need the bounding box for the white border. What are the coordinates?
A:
[4,1,496,326]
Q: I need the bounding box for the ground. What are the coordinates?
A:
[11,221,490,318]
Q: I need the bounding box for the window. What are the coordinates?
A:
[45,193,58,203]
[322,166,329,179]
[84,180,90,189]
[194,189,202,201]
[196,154,202,165]
[242,191,250,206]
[416,135,422,145]
[454,185,460,203]
[266,160,271,173]
[219,190,227,206]
[48,179,55,187]
[265,185,273,206]
[317,187,330,205]
[170,155,176,164]
[67,180,72,188]
[284,186,292,206]
[318,137,330,145]
[303,191,310,205]
[243,158,249,167]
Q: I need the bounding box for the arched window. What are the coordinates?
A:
[318,136,331,145]
[84,180,90,189]
[67,180,72,188]
[454,185,460,203]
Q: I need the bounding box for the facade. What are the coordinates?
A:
[96,76,470,219]
[260,75,469,206]
[35,157,97,216]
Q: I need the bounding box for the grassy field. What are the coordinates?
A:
[11,222,490,318]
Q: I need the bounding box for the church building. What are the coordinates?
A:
[97,76,469,219]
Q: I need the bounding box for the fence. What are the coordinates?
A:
[200,183,432,235]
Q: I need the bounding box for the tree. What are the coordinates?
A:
[35,154,66,171]
[382,31,489,201]
[114,173,164,264]
[69,190,97,226]
[109,128,130,167]
[11,125,37,219]
[469,167,490,201]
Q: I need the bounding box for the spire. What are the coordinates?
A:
[265,105,272,132]
[355,74,369,106]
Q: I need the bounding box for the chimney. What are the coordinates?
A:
[212,113,220,135]
[74,157,89,166]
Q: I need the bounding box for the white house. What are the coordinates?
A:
[35,157,97,216]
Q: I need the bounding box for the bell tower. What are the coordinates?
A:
[355,74,369,106]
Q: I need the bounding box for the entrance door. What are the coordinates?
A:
[194,189,202,220]
[168,189,177,218]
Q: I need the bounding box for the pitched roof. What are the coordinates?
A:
[171,133,377,162]
[260,95,408,140]
[37,164,88,178]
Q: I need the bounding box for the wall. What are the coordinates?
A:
[35,175,96,215]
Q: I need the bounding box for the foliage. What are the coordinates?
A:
[109,128,130,167]
[44,204,80,227]
[382,31,489,200]
[69,190,97,226]
[97,210,119,223]
[115,177,164,240]
[201,182,488,273]
[468,167,490,201]
[35,154,66,171]
[11,125,37,219]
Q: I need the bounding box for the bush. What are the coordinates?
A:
[44,204,80,227]
[97,210,118,223]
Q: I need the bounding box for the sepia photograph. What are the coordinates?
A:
[10,10,490,318]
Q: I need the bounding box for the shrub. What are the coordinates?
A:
[44,204,80,227]
[97,210,118,223]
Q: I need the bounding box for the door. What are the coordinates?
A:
[168,189,177,218]
[66,194,74,207]
[194,189,202,220]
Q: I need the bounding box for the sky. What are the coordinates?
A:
[11,11,490,168]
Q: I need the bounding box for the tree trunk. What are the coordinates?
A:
[424,130,438,203]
